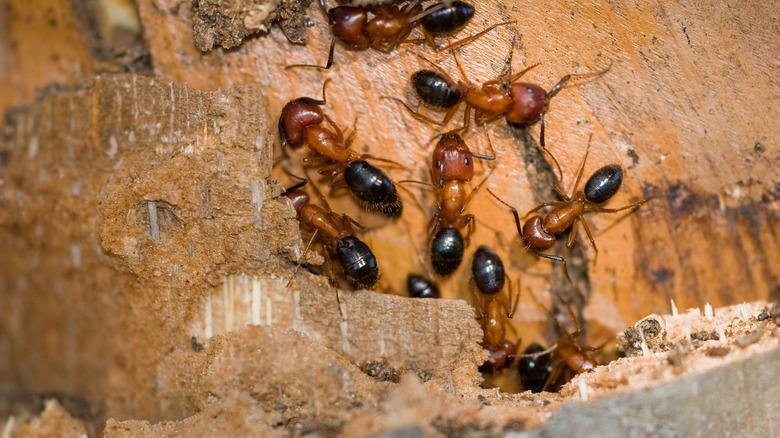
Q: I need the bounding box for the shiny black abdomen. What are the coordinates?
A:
[344,160,403,217]
[430,227,465,276]
[471,245,505,295]
[584,164,623,204]
[337,236,379,288]
[412,70,461,109]
[406,274,440,298]
[420,2,475,35]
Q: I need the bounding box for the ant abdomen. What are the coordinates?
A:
[430,226,465,276]
[337,236,379,288]
[344,160,403,217]
[407,274,440,299]
[412,70,462,109]
[420,1,475,35]
[472,246,505,295]
[518,342,553,393]
[584,164,623,204]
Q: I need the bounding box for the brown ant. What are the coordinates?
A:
[490,141,650,278]
[542,301,601,391]
[288,1,511,69]
[279,80,403,217]
[283,178,379,289]
[471,246,520,372]
[388,52,612,179]
[402,131,493,276]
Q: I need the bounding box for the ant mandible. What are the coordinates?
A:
[491,141,650,278]
[283,178,380,289]
[279,79,403,217]
[389,51,612,179]
[470,246,520,372]
[411,131,493,276]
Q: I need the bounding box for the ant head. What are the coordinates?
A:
[479,339,517,373]
[329,6,371,48]
[431,132,474,184]
[279,98,325,148]
[521,216,556,252]
[505,83,547,125]
[584,165,623,204]
[284,189,310,214]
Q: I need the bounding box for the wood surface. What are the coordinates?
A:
[131,0,780,337]
[1,0,780,435]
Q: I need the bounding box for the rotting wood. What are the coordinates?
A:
[1,0,780,436]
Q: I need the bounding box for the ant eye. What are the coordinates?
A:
[436,160,442,168]
[465,158,471,166]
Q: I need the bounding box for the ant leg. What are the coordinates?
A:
[547,61,613,100]
[344,117,359,148]
[486,189,523,236]
[590,198,652,214]
[526,201,567,217]
[339,213,366,231]
[538,114,563,181]
[462,168,495,210]
[503,276,520,319]
[438,20,517,52]
[542,361,565,392]
[534,250,572,283]
[480,123,497,161]
[577,216,599,265]
[565,303,583,337]
[359,154,406,170]
[485,63,540,87]
[468,278,487,318]
[287,229,320,287]
[285,38,336,70]
[461,214,475,246]
[383,96,448,127]
[568,141,591,197]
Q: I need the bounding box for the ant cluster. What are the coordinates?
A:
[275,0,650,393]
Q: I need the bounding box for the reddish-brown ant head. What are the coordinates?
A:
[480,340,517,372]
[279,98,325,148]
[329,6,371,48]
[505,82,548,125]
[431,132,474,185]
[521,216,556,252]
[284,189,310,214]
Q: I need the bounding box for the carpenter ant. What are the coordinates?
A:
[402,132,493,276]
[542,304,601,391]
[471,246,520,372]
[283,179,379,289]
[388,53,612,179]
[279,80,403,217]
[289,1,508,70]
[406,273,440,299]
[491,143,649,278]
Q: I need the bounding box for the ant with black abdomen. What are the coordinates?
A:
[283,177,380,289]
[490,139,650,280]
[279,79,404,217]
[288,1,511,70]
[387,49,612,179]
[400,131,494,276]
[470,245,520,372]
